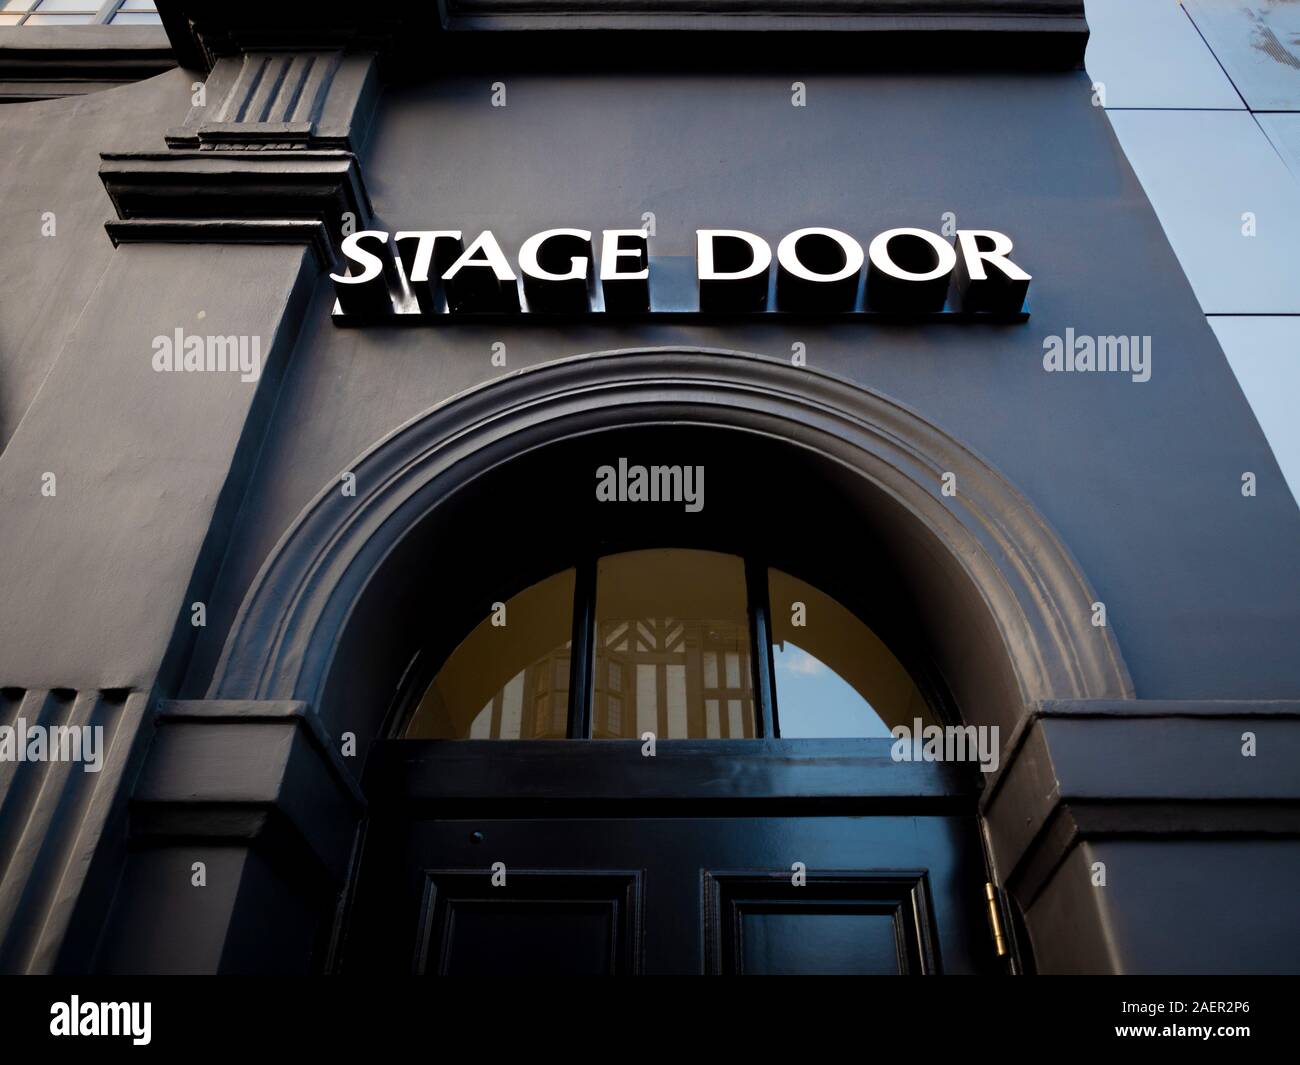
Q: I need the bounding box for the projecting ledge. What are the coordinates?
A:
[130,700,364,886]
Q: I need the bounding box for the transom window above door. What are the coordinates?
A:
[402,548,938,740]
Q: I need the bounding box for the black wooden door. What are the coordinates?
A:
[339,740,1000,975]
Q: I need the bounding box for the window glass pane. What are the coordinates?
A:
[768,568,934,738]
[404,568,575,739]
[593,549,754,739]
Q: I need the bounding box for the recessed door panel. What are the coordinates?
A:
[704,871,938,974]
[415,870,642,975]
[345,814,995,974]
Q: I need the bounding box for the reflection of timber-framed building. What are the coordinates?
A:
[0,1,1297,976]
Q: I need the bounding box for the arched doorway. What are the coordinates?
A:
[207,349,1131,974]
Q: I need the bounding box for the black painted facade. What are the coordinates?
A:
[0,1,1297,975]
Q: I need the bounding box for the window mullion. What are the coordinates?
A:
[744,558,779,739]
[95,1,125,25]
[566,556,598,738]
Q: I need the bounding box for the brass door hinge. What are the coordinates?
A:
[985,881,1008,958]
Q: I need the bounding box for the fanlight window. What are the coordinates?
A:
[405,568,574,740]
[404,549,937,740]
[768,568,932,738]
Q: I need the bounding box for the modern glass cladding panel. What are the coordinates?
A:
[1207,316,1300,510]
[405,568,575,739]
[1105,110,1300,314]
[0,0,34,25]
[1257,114,1300,184]
[111,0,160,24]
[768,569,933,738]
[1,0,161,24]
[1083,0,1243,109]
[1184,0,1300,110]
[22,0,98,22]
[593,549,754,739]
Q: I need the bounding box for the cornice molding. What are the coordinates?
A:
[105,218,336,270]
[983,700,1300,905]
[0,26,175,101]
[98,149,369,265]
[439,0,1085,29]
[155,0,1088,74]
[132,699,365,889]
[156,1,430,74]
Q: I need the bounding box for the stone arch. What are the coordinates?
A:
[208,347,1132,758]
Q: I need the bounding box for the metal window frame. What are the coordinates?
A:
[11,0,154,26]
[397,547,944,742]
[566,550,775,740]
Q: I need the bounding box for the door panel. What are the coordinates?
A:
[704,871,937,974]
[416,870,642,975]
[345,813,996,974]
[340,740,996,975]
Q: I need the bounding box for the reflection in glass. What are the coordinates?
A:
[768,569,934,738]
[593,550,754,739]
[405,569,575,739]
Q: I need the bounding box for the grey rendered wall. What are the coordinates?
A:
[0,21,1296,973]
[162,67,1299,973]
[184,70,1300,704]
[0,69,189,453]
[183,69,1300,974]
[0,69,317,972]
